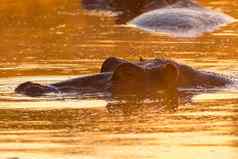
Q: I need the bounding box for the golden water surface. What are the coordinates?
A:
[0,0,238,158]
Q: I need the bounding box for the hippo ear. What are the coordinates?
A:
[112,63,146,92]
[139,56,144,62]
[101,57,128,73]
[161,63,179,89]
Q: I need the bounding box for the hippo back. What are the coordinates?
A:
[129,0,235,37]
[129,7,235,37]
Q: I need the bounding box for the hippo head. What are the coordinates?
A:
[81,0,181,23]
[15,81,58,97]
[111,61,179,95]
[81,0,111,10]
[82,0,180,11]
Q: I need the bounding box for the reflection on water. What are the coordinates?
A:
[0,0,238,159]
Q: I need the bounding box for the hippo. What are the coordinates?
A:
[81,0,235,37]
[15,57,233,97]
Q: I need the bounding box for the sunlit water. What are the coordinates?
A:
[0,0,238,159]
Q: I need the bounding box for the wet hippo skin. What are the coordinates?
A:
[15,57,233,97]
[82,0,235,37]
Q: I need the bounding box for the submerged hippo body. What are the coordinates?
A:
[15,57,232,97]
[129,0,234,37]
[82,0,235,37]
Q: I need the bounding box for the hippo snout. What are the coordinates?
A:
[15,81,59,97]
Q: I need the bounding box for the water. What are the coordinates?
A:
[0,0,238,158]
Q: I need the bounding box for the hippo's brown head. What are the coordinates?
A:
[111,61,179,95]
[81,0,182,23]
[82,0,180,11]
